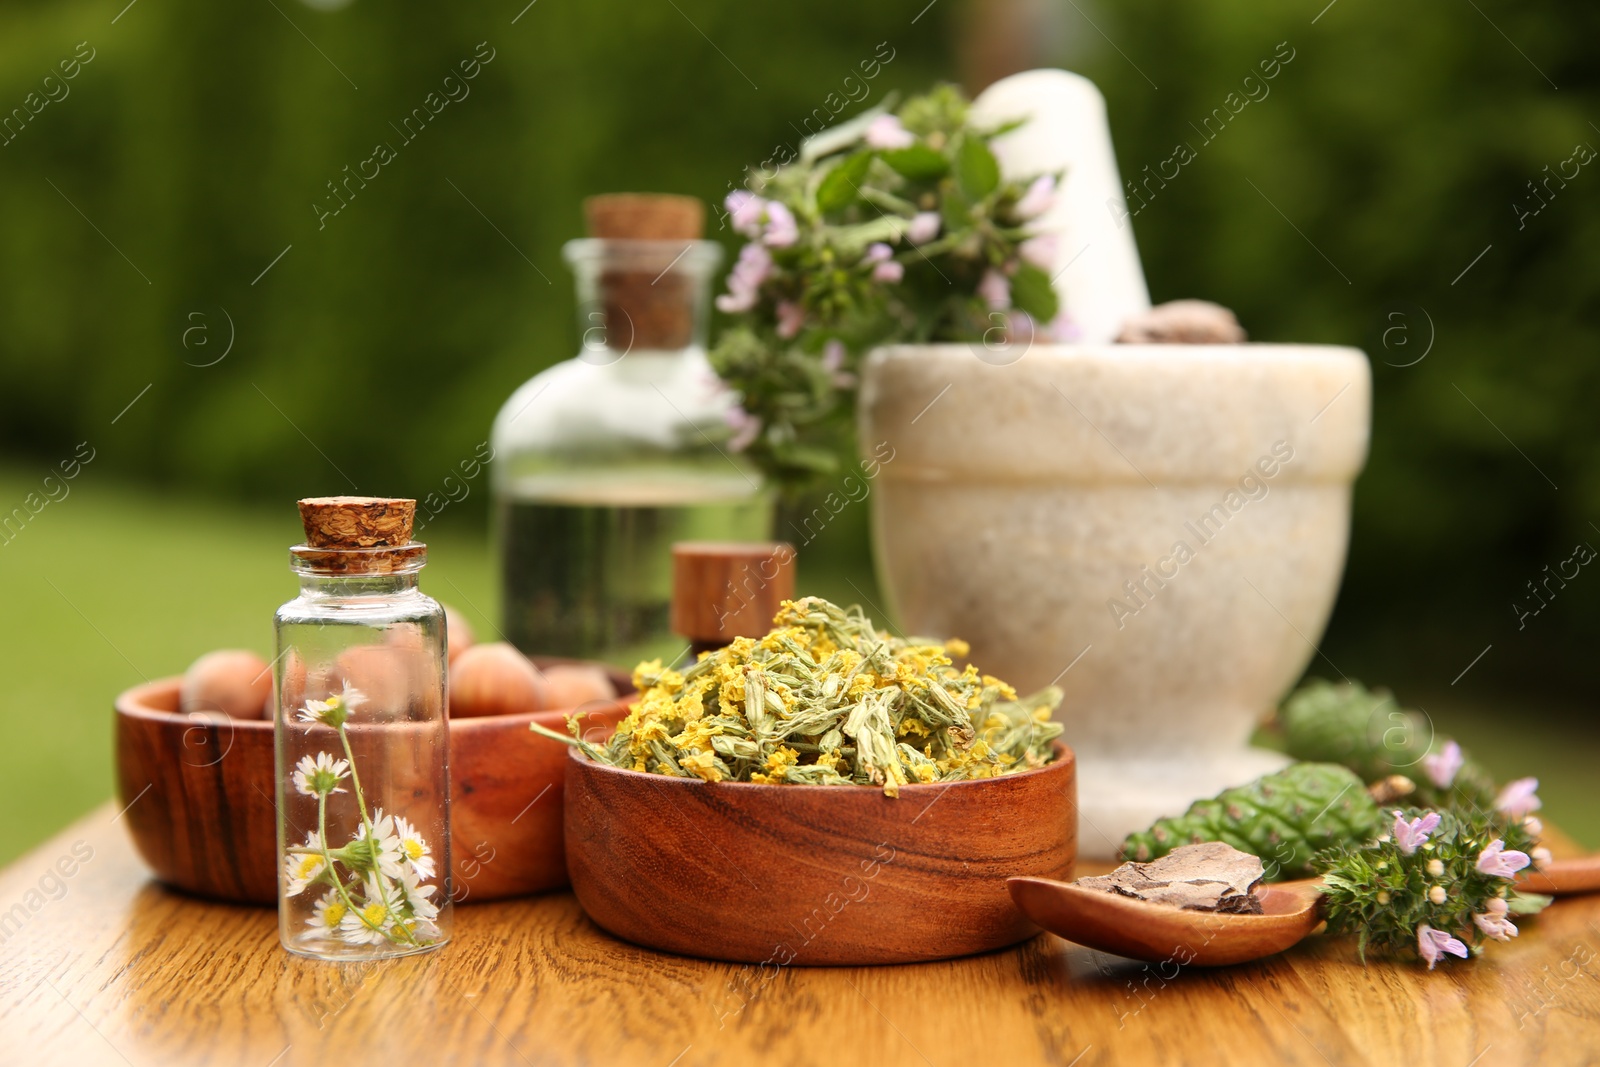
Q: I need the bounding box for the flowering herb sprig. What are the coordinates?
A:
[710,85,1064,492]
[1316,801,1551,967]
[283,684,442,948]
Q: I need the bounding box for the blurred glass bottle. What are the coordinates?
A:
[492,194,770,663]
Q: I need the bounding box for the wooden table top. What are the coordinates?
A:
[4,803,1599,1067]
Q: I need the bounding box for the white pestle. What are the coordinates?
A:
[971,70,1150,344]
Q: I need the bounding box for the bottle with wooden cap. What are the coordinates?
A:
[672,541,796,657]
[273,496,451,961]
[491,193,770,662]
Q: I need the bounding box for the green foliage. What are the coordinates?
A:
[707,84,1059,494]
[0,0,949,502]
[1279,679,1498,811]
[1120,762,1381,881]
[1317,807,1547,965]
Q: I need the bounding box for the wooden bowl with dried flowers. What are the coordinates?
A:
[114,655,631,906]
[553,596,1078,966]
[563,740,1076,965]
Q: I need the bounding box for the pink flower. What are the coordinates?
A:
[863,243,902,282]
[1476,838,1531,879]
[724,406,762,452]
[1495,777,1541,819]
[725,190,766,237]
[820,339,856,388]
[864,114,914,150]
[1046,311,1081,342]
[1417,924,1469,970]
[978,269,1011,310]
[1392,810,1442,856]
[762,201,799,248]
[1003,311,1036,345]
[715,243,773,313]
[1015,174,1057,219]
[775,300,805,339]
[906,211,941,245]
[1473,897,1518,942]
[1422,740,1464,790]
[1018,234,1058,270]
[1531,846,1552,868]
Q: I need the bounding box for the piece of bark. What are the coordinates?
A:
[1078,841,1265,914]
[1116,300,1247,344]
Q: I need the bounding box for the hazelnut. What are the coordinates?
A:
[181,650,272,721]
[337,640,443,718]
[449,643,552,718]
[542,664,619,710]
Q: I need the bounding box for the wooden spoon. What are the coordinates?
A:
[1007,876,1325,967]
[1010,855,1600,967]
[1520,854,1600,896]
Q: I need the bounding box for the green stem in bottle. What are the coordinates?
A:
[317,790,370,938]
[337,723,372,831]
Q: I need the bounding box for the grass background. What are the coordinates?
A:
[3,465,1595,865]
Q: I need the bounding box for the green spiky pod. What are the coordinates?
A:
[1280,679,1498,812]
[1120,762,1381,881]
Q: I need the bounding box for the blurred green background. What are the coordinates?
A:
[1,0,1595,862]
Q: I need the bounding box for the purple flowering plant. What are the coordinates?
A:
[1316,803,1549,967]
[708,84,1063,492]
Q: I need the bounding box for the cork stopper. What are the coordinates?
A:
[584,194,705,240]
[583,193,706,352]
[672,542,797,647]
[298,497,416,548]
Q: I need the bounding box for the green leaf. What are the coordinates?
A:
[778,444,841,474]
[1009,263,1059,322]
[1508,891,1553,915]
[816,152,872,214]
[955,136,1000,201]
[881,144,949,181]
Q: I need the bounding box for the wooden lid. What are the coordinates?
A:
[672,542,797,644]
[584,194,705,240]
[297,497,415,548]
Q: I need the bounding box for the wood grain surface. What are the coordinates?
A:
[3,804,1599,1067]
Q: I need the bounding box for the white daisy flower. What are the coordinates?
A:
[283,831,327,897]
[354,809,405,879]
[291,752,350,797]
[307,888,349,936]
[397,864,440,923]
[339,875,400,945]
[296,683,368,727]
[393,815,436,880]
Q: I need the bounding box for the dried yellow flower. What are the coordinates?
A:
[537,597,1064,795]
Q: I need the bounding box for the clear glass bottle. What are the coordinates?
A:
[492,196,771,665]
[274,497,451,960]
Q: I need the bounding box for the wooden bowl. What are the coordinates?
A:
[563,742,1076,965]
[114,663,630,906]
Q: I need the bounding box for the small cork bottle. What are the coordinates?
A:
[671,542,797,657]
[274,496,452,961]
[582,193,705,353]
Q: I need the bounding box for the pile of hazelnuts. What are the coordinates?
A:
[177,605,618,721]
